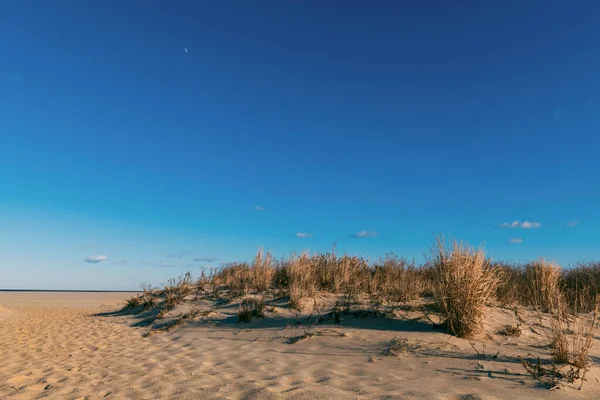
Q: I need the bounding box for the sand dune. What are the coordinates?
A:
[1,292,599,399]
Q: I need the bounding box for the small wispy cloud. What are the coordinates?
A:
[497,220,541,229]
[112,260,128,265]
[350,230,378,238]
[296,232,314,238]
[194,257,216,262]
[85,255,108,263]
[509,238,523,244]
[254,205,265,212]
[567,220,579,228]
[156,264,175,268]
[166,251,190,258]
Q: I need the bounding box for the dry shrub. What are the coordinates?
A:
[164,272,193,296]
[140,285,159,310]
[561,262,600,313]
[383,337,423,357]
[237,297,265,323]
[430,236,499,338]
[145,306,201,337]
[371,256,427,304]
[251,249,275,293]
[218,262,251,298]
[142,296,158,310]
[499,308,523,337]
[194,269,217,297]
[494,262,529,307]
[330,255,368,295]
[286,252,317,310]
[335,255,370,312]
[525,259,561,313]
[163,272,193,302]
[312,251,338,291]
[548,296,596,367]
[125,295,142,309]
[500,324,523,337]
[523,296,596,389]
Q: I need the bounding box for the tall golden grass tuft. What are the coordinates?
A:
[561,261,600,313]
[494,262,528,307]
[251,249,275,293]
[219,262,251,299]
[430,236,499,338]
[522,293,597,388]
[286,252,317,310]
[525,259,561,313]
[371,256,427,303]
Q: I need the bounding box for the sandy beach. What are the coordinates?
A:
[1,292,599,400]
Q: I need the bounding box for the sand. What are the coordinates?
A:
[1,292,599,399]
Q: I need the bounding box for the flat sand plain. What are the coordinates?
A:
[1,292,600,399]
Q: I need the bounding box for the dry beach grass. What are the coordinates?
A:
[2,237,600,399]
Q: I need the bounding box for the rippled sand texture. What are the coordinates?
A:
[1,292,600,399]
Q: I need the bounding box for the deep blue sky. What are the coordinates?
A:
[1,1,598,289]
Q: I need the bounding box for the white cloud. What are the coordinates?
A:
[498,221,521,229]
[166,251,190,258]
[498,220,541,229]
[567,220,579,228]
[509,238,523,244]
[351,230,378,238]
[296,232,314,238]
[194,257,216,262]
[85,255,108,263]
[254,205,265,211]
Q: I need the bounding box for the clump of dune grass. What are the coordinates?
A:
[521,292,597,389]
[287,326,347,344]
[124,295,142,309]
[369,255,428,315]
[141,294,158,311]
[383,337,423,357]
[335,255,370,313]
[218,262,251,299]
[500,324,522,337]
[499,307,523,337]
[163,272,193,299]
[251,249,275,293]
[430,236,499,338]
[147,272,195,319]
[561,261,600,313]
[286,252,317,310]
[145,306,201,337]
[548,296,596,367]
[237,297,266,323]
[494,262,529,307]
[525,259,562,313]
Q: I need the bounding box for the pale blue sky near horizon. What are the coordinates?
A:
[1,1,599,290]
